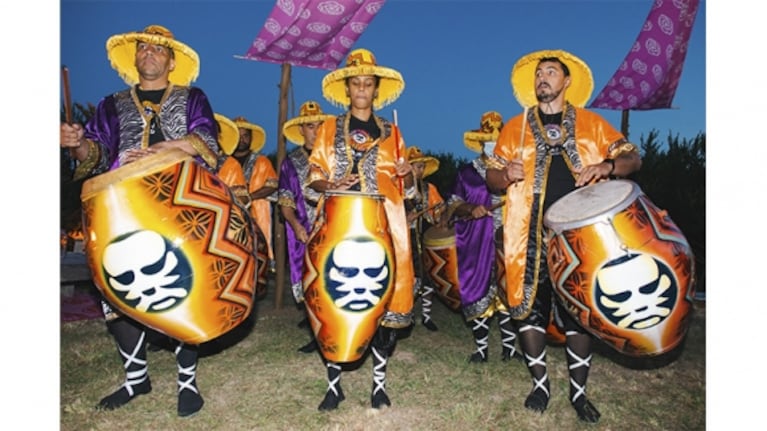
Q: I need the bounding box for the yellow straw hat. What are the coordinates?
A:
[233,116,267,153]
[282,101,335,146]
[406,146,439,178]
[106,24,200,86]
[322,48,405,110]
[463,111,504,153]
[510,49,594,108]
[214,113,239,155]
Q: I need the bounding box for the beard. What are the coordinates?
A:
[536,85,562,103]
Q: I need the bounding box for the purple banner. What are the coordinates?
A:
[241,0,386,70]
[589,0,700,111]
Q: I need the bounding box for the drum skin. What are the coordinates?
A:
[80,149,257,344]
[422,226,462,311]
[545,180,696,357]
[303,191,395,363]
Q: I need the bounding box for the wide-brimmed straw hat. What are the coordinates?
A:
[214,113,239,155]
[282,101,335,146]
[322,48,404,110]
[406,146,439,178]
[233,116,267,153]
[463,111,504,153]
[510,49,594,108]
[106,24,200,86]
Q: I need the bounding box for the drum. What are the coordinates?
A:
[544,180,695,357]
[303,191,396,363]
[254,225,268,301]
[80,149,257,344]
[422,226,462,311]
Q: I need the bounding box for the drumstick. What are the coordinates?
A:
[410,201,446,220]
[518,107,528,159]
[449,199,506,227]
[62,65,73,125]
[393,109,404,195]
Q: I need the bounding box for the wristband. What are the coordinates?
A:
[603,158,615,175]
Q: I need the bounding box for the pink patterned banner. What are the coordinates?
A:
[241,0,386,70]
[589,0,700,111]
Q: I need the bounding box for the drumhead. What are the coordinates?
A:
[81,148,191,200]
[325,190,384,200]
[544,180,641,232]
[423,226,455,244]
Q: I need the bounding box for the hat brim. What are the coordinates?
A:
[234,120,267,153]
[409,156,439,178]
[463,130,500,153]
[214,113,239,155]
[282,114,335,146]
[106,32,200,86]
[322,65,404,110]
[510,49,593,108]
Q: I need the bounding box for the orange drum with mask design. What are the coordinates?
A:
[303,191,395,363]
[80,149,257,344]
[544,180,695,357]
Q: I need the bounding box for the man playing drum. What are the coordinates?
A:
[404,146,446,332]
[448,111,520,364]
[278,100,335,354]
[306,48,416,411]
[486,50,641,423]
[59,25,219,417]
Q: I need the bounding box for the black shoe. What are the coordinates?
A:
[318,387,345,411]
[422,318,438,332]
[371,390,391,409]
[96,379,152,410]
[468,351,488,363]
[297,339,318,353]
[524,388,550,413]
[572,398,601,423]
[178,389,204,417]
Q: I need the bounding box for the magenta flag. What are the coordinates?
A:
[589,0,700,111]
[240,0,386,70]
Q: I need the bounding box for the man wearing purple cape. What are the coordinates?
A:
[447,111,519,363]
[277,101,335,353]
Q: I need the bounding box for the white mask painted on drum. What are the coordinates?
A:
[595,253,676,331]
[327,238,390,311]
[103,230,191,313]
[483,141,496,158]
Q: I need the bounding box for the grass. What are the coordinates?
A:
[60,279,705,431]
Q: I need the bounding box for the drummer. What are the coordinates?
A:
[306,48,415,410]
[447,111,520,364]
[59,25,219,417]
[485,49,641,423]
[277,100,335,354]
[404,146,446,332]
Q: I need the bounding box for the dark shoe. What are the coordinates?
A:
[297,339,318,353]
[318,387,345,411]
[524,388,550,413]
[422,318,438,332]
[468,352,488,363]
[572,399,601,423]
[96,379,152,410]
[178,389,204,417]
[501,347,524,362]
[371,390,391,409]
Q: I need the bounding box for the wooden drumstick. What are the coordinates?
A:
[62,65,73,125]
[393,109,404,195]
[410,201,446,220]
[449,199,506,228]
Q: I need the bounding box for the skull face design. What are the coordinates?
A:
[595,253,676,330]
[102,230,192,313]
[325,237,390,312]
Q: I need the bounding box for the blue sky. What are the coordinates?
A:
[60,0,706,160]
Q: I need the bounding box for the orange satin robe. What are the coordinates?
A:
[246,155,278,259]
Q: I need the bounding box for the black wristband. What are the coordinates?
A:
[603,158,615,175]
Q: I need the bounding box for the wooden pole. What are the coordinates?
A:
[273,62,291,310]
[621,109,630,139]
